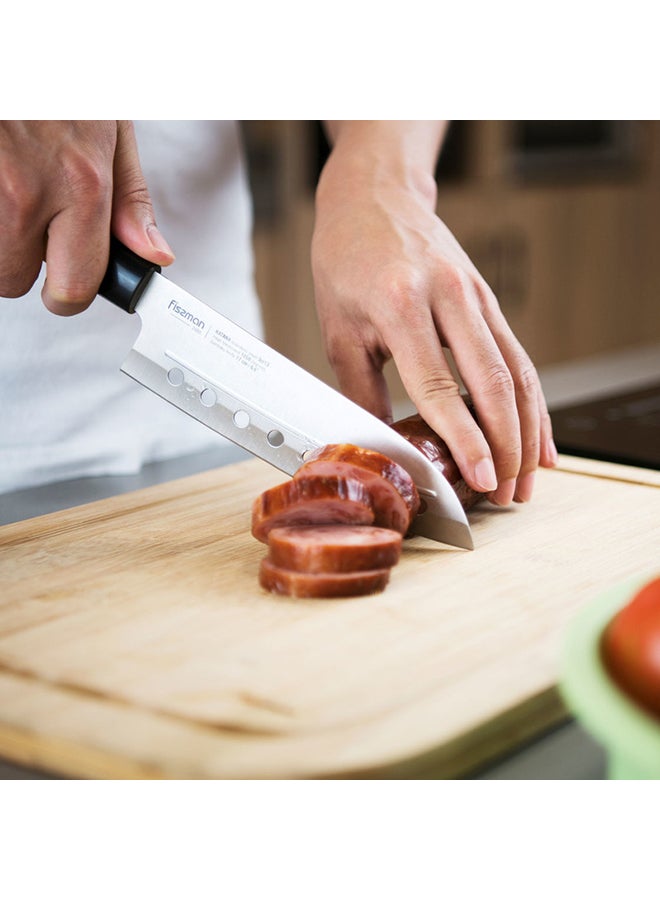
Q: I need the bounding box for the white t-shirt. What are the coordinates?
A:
[0,121,263,494]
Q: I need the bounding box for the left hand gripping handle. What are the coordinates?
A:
[98,238,161,313]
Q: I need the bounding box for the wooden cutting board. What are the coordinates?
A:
[1,456,659,779]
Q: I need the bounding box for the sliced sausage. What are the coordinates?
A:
[251,474,375,543]
[302,444,420,520]
[391,413,483,512]
[267,524,402,574]
[296,445,419,534]
[259,556,391,598]
[294,460,410,534]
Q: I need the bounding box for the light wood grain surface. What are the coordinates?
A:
[0,456,658,779]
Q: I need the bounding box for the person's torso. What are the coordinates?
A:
[0,120,263,493]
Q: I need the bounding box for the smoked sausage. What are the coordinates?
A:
[251,473,375,543]
[267,524,402,574]
[296,444,420,534]
[391,413,482,511]
[259,557,391,598]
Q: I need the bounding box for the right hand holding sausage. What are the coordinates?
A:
[0,120,174,315]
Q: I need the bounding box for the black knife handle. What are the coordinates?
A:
[98,237,161,313]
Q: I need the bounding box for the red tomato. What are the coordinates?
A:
[601,577,660,718]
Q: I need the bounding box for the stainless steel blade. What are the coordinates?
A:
[122,273,473,549]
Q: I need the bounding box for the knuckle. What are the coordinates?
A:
[414,370,461,405]
[434,262,473,306]
[514,359,539,397]
[439,265,465,299]
[0,163,41,230]
[116,181,152,209]
[61,151,111,207]
[382,268,425,318]
[481,363,515,400]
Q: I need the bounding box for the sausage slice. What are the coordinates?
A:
[267,524,402,574]
[296,444,420,534]
[259,557,391,598]
[251,474,375,543]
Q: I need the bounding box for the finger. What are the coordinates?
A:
[0,158,48,298]
[41,155,114,315]
[482,308,542,503]
[539,393,558,469]
[429,301,522,502]
[510,386,558,500]
[0,229,44,298]
[482,295,559,493]
[111,121,174,266]
[326,332,393,423]
[384,307,498,493]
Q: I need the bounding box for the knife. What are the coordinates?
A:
[98,238,473,549]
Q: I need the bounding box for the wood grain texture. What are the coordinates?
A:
[0,456,658,779]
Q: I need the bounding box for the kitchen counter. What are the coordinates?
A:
[1,342,658,780]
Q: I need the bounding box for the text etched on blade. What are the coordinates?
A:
[209,329,271,375]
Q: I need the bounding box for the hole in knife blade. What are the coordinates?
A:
[167,367,184,387]
[233,409,250,429]
[200,388,216,407]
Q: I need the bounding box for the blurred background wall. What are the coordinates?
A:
[242,121,660,408]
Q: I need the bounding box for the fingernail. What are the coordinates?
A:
[490,477,517,507]
[474,457,498,492]
[147,225,175,259]
[514,471,535,503]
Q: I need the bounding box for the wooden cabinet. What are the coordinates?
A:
[243,121,660,407]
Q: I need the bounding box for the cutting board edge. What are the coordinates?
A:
[555,454,660,487]
[0,667,569,781]
[0,720,164,781]
[336,687,570,780]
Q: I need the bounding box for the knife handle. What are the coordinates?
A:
[98,238,161,313]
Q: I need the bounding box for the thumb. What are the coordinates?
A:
[110,121,175,266]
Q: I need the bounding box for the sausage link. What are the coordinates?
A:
[391,413,483,511]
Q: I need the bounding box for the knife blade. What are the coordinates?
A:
[98,239,473,549]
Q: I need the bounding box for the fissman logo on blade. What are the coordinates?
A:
[167,299,206,331]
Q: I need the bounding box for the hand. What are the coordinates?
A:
[0,120,174,314]
[311,122,557,506]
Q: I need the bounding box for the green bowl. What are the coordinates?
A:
[560,572,660,779]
